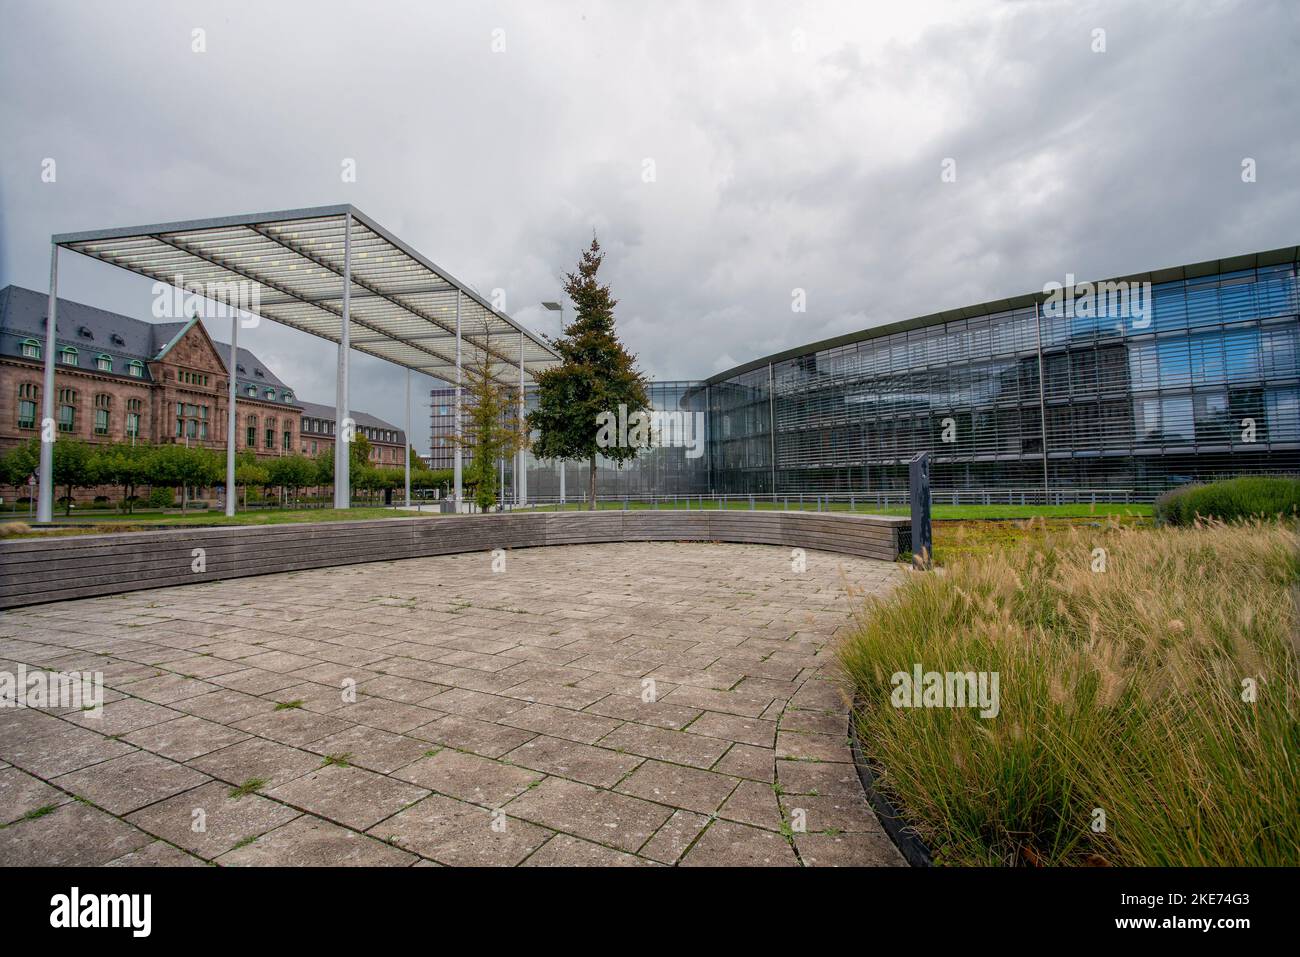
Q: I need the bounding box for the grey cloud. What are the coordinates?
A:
[1,0,1296,453]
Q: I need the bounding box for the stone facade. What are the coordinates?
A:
[0,320,300,458]
[0,285,407,504]
[298,402,406,467]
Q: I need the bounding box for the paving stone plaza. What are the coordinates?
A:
[0,541,905,866]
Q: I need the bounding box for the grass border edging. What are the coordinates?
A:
[847,699,933,868]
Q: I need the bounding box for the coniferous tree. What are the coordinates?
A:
[527,237,649,509]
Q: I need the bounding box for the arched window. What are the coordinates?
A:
[96,354,113,372]
[59,346,78,366]
[246,415,257,448]
[127,360,144,378]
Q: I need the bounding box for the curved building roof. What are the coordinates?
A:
[705,245,1300,385]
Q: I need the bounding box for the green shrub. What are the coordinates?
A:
[147,486,174,509]
[1155,476,1300,525]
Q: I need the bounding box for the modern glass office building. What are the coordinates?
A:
[525,247,1299,501]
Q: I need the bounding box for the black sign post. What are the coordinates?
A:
[909,451,933,570]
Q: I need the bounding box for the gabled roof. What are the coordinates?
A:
[150,317,201,360]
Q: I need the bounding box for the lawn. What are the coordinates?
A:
[540,499,1153,520]
[838,518,1300,866]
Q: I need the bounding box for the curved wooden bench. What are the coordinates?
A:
[0,510,910,609]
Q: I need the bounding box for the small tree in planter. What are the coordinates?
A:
[456,325,527,514]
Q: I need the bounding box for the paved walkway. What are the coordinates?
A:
[0,541,905,866]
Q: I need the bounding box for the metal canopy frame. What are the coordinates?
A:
[37,205,557,520]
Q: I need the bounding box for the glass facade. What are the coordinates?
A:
[523,254,1300,501]
[525,379,711,499]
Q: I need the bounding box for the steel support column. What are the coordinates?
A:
[37,242,58,523]
[1033,300,1049,500]
[334,210,352,509]
[768,361,776,495]
[225,309,239,517]
[403,367,411,507]
[517,329,526,507]
[453,292,463,509]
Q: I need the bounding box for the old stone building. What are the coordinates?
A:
[0,285,405,498]
[297,401,406,466]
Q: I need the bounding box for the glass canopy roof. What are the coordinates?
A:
[53,204,559,384]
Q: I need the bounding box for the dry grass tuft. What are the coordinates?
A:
[838,519,1299,866]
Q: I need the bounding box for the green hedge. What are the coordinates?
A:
[1154,476,1300,525]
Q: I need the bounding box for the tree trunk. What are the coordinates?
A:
[588,454,597,510]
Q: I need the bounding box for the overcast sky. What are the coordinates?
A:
[2,0,1297,452]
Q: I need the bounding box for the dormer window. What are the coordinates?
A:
[20,339,40,359]
[127,360,144,378]
[283,391,293,403]
[246,385,256,397]
[96,354,113,372]
[59,347,78,366]
[254,368,264,378]
[77,325,94,340]
[265,388,276,400]
[110,333,125,345]
[237,364,246,374]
